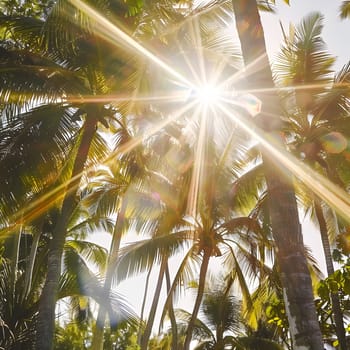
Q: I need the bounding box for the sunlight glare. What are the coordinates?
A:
[217,102,350,222]
[194,84,221,106]
[68,0,195,90]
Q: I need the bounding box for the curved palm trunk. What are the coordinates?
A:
[314,200,347,350]
[36,116,98,350]
[141,254,168,350]
[91,201,126,350]
[183,248,211,350]
[165,262,178,350]
[231,1,323,349]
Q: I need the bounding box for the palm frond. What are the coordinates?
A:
[340,1,350,19]
[116,231,191,283]
[175,308,215,342]
[65,239,108,272]
[274,12,335,87]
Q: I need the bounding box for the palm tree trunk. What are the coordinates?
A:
[91,201,126,350]
[141,253,168,350]
[314,200,347,350]
[24,226,42,297]
[10,225,21,294]
[138,264,153,344]
[231,1,323,349]
[165,262,178,350]
[183,248,211,350]
[36,115,98,350]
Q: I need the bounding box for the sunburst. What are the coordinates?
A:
[4,0,350,236]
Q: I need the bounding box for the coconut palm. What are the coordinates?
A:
[0,0,145,347]
[115,121,275,350]
[231,1,324,348]
[175,275,285,350]
[274,11,350,349]
[0,211,112,349]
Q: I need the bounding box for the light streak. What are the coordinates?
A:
[69,0,195,90]
[65,92,187,104]
[217,100,350,221]
[187,105,208,217]
[3,99,197,236]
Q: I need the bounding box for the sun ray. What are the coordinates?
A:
[65,92,188,105]
[105,100,197,159]
[231,81,350,96]
[2,99,197,236]
[215,53,269,92]
[68,0,195,90]
[191,16,207,84]
[187,105,208,218]
[175,40,203,87]
[217,100,350,222]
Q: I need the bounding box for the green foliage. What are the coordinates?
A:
[55,322,91,350]
[0,0,55,18]
[264,296,289,340]
[103,322,140,350]
[315,259,350,338]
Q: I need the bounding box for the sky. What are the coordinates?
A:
[90,0,349,341]
[262,0,349,71]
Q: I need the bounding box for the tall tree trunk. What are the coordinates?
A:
[137,266,152,344]
[138,264,153,345]
[24,226,41,297]
[91,201,126,350]
[165,262,178,350]
[35,115,98,350]
[141,254,168,350]
[314,200,347,350]
[183,248,211,350]
[231,1,323,349]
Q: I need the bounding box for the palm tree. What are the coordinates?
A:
[176,276,285,350]
[0,210,113,349]
[115,123,273,350]
[177,276,241,350]
[84,125,151,349]
[274,12,350,349]
[231,0,324,348]
[0,1,144,347]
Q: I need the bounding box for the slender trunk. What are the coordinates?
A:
[215,324,224,349]
[138,266,153,344]
[24,227,41,297]
[91,201,126,350]
[141,254,168,350]
[315,200,347,350]
[35,116,97,350]
[183,248,211,350]
[165,262,178,350]
[231,1,323,349]
[10,226,21,294]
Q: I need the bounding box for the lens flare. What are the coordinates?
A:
[320,131,348,154]
[217,101,350,221]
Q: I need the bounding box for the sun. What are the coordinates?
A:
[194,83,222,105]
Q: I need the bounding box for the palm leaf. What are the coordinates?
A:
[116,231,191,283]
[340,1,350,19]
